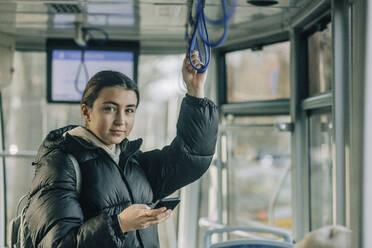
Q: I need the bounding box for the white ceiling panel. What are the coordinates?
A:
[87,3,134,14]
[0,0,318,47]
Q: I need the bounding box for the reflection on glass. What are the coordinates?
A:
[308,22,333,96]
[226,42,290,102]
[225,116,292,229]
[309,108,333,230]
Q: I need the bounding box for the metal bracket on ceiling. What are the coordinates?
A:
[276,122,294,132]
[74,22,87,47]
[185,0,194,42]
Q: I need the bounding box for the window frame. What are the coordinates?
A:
[292,0,351,236]
[299,16,335,232]
[307,106,334,230]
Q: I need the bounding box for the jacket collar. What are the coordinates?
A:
[36,125,143,162]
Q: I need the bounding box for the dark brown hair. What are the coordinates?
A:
[81,71,139,107]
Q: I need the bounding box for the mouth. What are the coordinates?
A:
[110,130,126,135]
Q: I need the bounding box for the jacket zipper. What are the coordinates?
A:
[99,149,145,248]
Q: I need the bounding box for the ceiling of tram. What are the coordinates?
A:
[0,0,315,48]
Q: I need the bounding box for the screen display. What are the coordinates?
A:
[50,49,134,102]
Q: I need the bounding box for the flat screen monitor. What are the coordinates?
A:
[47,39,139,103]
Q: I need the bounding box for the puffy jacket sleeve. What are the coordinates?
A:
[25,151,125,248]
[138,94,218,200]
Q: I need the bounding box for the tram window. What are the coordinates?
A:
[224,116,292,229]
[2,53,44,235]
[308,22,333,96]
[5,158,34,230]
[2,52,82,136]
[309,108,333,230]
[2,51,82,239]
[133,54,185,150]
[225,41,290,103]
[135,54,186,247]
[197,162,215,247]
[1,52,186,247]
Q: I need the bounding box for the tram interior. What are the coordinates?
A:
[0,0,370,247]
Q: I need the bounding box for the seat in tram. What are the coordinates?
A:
[204,226,293,248]
[208,240,293,248]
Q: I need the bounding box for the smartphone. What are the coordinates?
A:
[151,197,180,210]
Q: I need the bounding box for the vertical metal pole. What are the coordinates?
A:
[178,181,200,248]
[363,1,372,247]
[349,0,366,246]
[290,29,309,241]
[215,50,226,241]
[216,131,224,242]
[0,92,7,248]
[216,51,227,107]
[332,0,350,226]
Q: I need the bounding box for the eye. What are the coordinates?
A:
[126,108,136,114]
[104,106,115,112]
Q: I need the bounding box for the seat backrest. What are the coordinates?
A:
[210,239,294,248]
[204,226,293,248]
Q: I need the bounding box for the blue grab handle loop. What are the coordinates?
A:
[187,0,210,73]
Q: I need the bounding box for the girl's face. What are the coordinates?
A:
[82,86,137,148]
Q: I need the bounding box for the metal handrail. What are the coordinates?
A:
[0,151,37,158]
[268,163,292,226]
[199,217,290,241]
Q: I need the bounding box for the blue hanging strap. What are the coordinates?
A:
[73,27,109,94]
[74,49,89,94]
[187,0,210,73]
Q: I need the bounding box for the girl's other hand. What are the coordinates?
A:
[117,204,172,233]
[182,50,207,98]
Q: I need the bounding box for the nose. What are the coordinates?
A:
[114,110,127,127]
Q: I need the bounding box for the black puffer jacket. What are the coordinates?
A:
[24,95,218,248]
